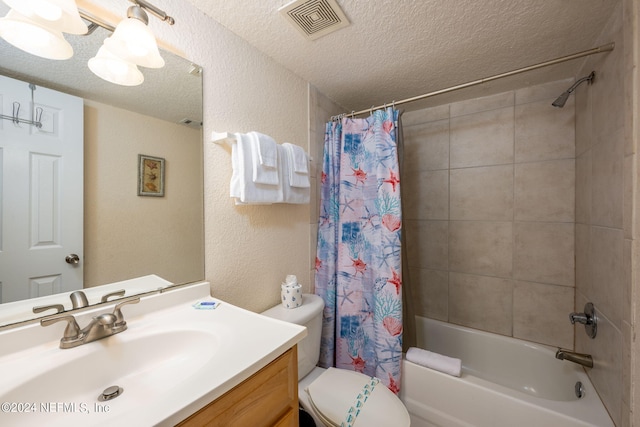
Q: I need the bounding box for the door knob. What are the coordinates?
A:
[65,254,80,264]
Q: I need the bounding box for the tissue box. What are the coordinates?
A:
[281,283,302,309]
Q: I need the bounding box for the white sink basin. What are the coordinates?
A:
[0,282,306,426]
[4,330,218,403]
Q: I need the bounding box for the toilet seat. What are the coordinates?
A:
[304,367,410,427]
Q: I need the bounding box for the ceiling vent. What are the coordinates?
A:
[279,0,350,41]
[179,118,202,129]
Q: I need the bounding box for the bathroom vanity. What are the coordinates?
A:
[177,346,298,426]
[0,282,306,427]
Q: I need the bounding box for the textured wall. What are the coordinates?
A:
[402,80,576,350]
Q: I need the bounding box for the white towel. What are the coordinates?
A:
[406,347,462,377]
[231,133,283,204]
[279,145,309,204]
[282,143,310,188]
[248,132,279,185]
[229,133,243,199]
[249,131,278,168]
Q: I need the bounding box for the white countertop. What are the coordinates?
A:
[0,282,307,426]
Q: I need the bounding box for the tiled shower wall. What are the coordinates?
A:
[402,80,577,349]
[574,2,632,425]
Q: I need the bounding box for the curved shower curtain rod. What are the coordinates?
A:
[332,42,615,121]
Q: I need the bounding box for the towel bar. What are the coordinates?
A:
[212,131,313,161]
[212,131,236,146]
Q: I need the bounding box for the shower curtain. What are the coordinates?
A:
[315,107,403,393]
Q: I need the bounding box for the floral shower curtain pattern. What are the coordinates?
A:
[315,107,403,393]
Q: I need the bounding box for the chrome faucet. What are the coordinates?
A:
[555,349,594,368]
[69,290,89,309]
[41,297,140,349]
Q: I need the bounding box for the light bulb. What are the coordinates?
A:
[103,15,164,68]
[88,44,144,86]
[0,9,72,59]
[27,0,63,21]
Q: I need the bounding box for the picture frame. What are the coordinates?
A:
[138,154,165,197]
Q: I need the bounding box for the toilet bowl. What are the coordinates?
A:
[261,294,410,427]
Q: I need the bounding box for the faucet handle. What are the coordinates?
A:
[41,315,82,340]
[112,297,140,327]
[569,302,597,339]
[101,289,125,303]
[33,304,65,315]
[569,313,590,324]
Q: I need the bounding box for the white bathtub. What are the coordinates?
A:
[399,317,614,427]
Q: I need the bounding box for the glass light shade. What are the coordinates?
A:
[103,17,164,68]
[88,44,144,86]
[3,0,88,34]
[0,9,72,59]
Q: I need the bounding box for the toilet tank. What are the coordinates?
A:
[261,294,324,379]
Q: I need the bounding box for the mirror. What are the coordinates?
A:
[0,5,204,327]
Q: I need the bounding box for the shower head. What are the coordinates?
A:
[552,71,595,108]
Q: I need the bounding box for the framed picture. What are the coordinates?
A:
[138,154,165,197]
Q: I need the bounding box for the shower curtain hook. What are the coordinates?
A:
[392,100,396,109]
[351,110,355,119]
[370,105,374,115]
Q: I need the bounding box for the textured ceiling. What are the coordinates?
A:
[183,0,619,112]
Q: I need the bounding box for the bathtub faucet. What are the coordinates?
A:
[555,349,593,368]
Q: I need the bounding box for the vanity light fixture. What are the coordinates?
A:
[88,0,175,86]
[0,0,87,60]
[3,0,88,34]
[101,5,164,69]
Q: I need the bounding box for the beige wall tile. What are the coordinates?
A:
[591,137,624,229]
[576,150,592,225]
[405,220,448,270]
[589,226,624,329]
[575,80,593,157]
[515,78,574,105]
[513,281,574,348]
[449,272,513,335]
[450,107,515,168]
[591,11,625,153]
[575,223,591,294]
[403,170,449,220]
[449,221,513,277]
[403,120,449,171]
[450,91,514,117]
[576,301,622,427]
[515,159,575,222]
[402,104,449,126]
[624,154,634,239]
[515,98,575,163]
[410,267,448,320]
[514,222,575,286]
[450,165,514,221]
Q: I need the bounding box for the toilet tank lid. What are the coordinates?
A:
[261,294,324,325]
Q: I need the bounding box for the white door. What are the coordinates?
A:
[0,75,83,303]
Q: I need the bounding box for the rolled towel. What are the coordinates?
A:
[406,347,462,377]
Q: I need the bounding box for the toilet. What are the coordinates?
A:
[262,294,410,427]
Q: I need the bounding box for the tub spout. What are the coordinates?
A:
[555,349,593,368]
